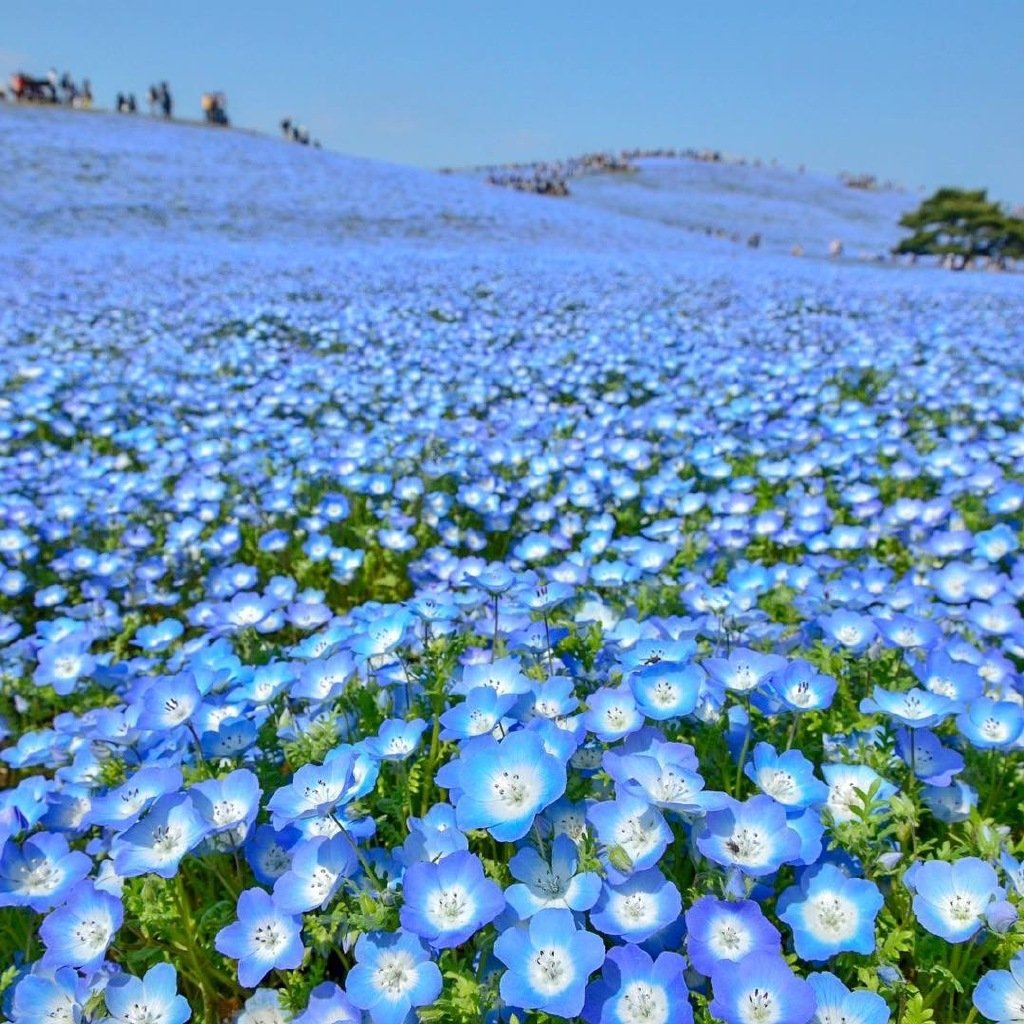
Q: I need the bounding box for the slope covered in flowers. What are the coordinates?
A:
[2,105,1024,1024]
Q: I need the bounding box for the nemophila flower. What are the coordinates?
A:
[506,832,602,918]
[590,867,681,943]
[399,803,469,865]
[267,745,379,828]
[778,863,883,961]
[628,662,702,720]
[495,908,606,1018]
[190,768,261,847]
[745,743,828,809]
[104,962,191,1024]
[703,648,786,694]
[445,731,567,842]
[40,881,123,972]
[110,792,208,878]
[769,660,837,713]
[973,951,1024,1023]
[215,886,305,988]
[604,749,727,819]
[957,699,1024,749]
[895,729,963,786]
[710,953,815,1024]
[236,987,289,1024]
[399,850,504,948]
[529,676,580,720]
[0,831,92,912]
[922,780,977,822]
[454,656,534,698]
[9,966,92,1024]
[859,686,959,729]
[588,794,672,877]
[345,930,442,1024]
[697,795,802,876]
[132,618,184,652]
[272,833,358,914]
[818,611,877,654]
[874,614,941,652]
[364,718,427,761]
[915,649,984,703]
[906,856,1001,943]
[294,981,360,1024]
[582,944,693,1024]
[807,972,890,1024]
[684,896,782,976]
[33,639,95,696]
[350,609,413,659]
[822,765,897,825]
[583,687,644,742]
[136,674,202,731]
[292,652,356,702]
[439,686,515,741]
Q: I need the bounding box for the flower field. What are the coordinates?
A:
[2,106,1024,1024]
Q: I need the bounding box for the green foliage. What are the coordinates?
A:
[894,187,1024,267]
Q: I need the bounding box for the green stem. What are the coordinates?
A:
[733,698,752,798]
[174,873,217,1023]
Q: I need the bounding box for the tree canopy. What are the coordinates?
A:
[894,187,1024,268]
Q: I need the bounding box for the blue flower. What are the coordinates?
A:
[957,700,1024,749]
[590,867,681,943]
[345,930,442,1024]
[745,743,828,809]
[769,660,837,713]
[399,850,504,949]
[696,795,802,876]
[704,648,786,694]
[582,944,693,1024]
[40,881,123,972]
[906,857,1001,943]
[104,962,191,1024]
[215,886,305,988]
[973,951,1024,1023]
[588,793,672,877]
[267,745,379,828]
[860,686,959,729]
[895,729,963,786]
[506,833,601,918]
[709,953,815,1024]
[190,768,262,848]
[778,863,883,961]
[445,731,567,842]
[807,971,890,1024]
[628,663,702,720]
[110,793,208,878]
[272,833,359,914]
[822,765,897,824]
[440,687,518,740]
[684,896,782,976]
[494,908,606,1018]
[364,718,428,761]
[10,966,92,1024]
[293,981,360,1024]
[0,831,92,912]
[582,687,645,742]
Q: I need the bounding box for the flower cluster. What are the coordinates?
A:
[2,103,1024,1024]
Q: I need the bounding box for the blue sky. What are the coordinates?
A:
[4,1,1023,202]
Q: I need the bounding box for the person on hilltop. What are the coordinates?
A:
[160,82,173,119]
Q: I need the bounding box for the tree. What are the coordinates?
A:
[893,187,1024,269]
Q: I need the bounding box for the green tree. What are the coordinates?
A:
[893,187,1023,269]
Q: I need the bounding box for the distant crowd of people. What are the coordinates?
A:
[280,118,321,148]
[4,68,92,107]
[1,66,325,141]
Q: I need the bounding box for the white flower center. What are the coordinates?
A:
[617,981,669,1024]
[740,987,779,1024]
[809,892,855,939]
[528,947,572,995]
[375,950,416,996]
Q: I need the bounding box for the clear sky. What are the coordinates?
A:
[4,1,1023,203]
